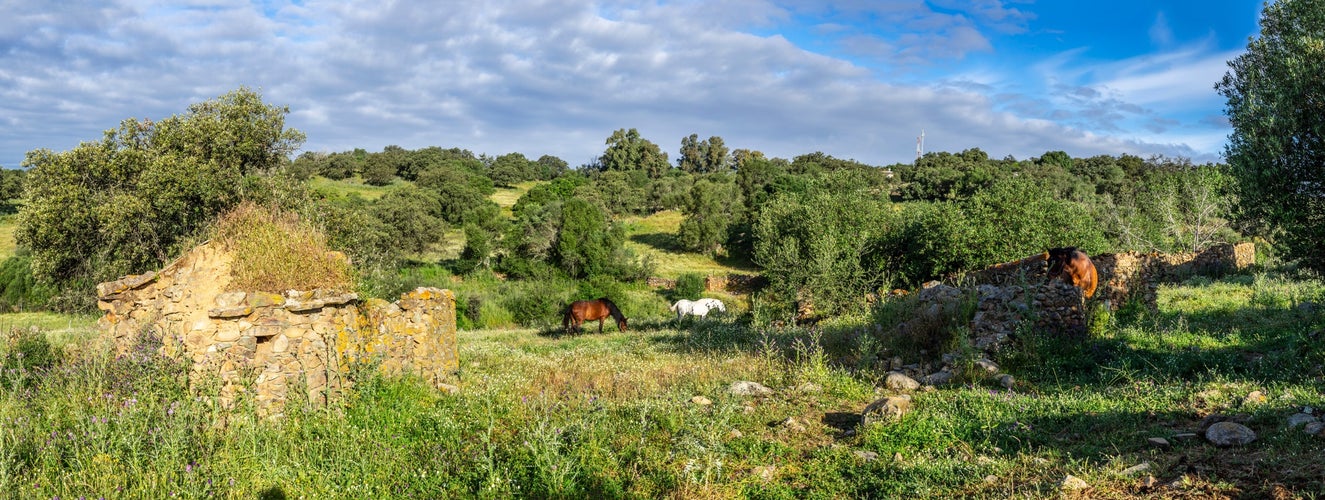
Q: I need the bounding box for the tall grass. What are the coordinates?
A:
[213,202,354,292]
[0,270,1322,497]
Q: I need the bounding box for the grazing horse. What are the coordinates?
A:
[694,298,726,314]
[562,297,627,334]
[671,299,719,321]
[1046,247,1098,298]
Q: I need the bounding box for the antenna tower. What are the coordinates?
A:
[915,129,925,162]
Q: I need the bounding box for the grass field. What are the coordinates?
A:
[307,176,393,201]
[0,213,16,262]
[490,181,542,218]
[0,271,1321,498]
[621,210,758,279]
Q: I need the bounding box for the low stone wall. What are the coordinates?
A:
[96,242,458,417]
[959,242,1255,310]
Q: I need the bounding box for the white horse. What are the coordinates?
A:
[695,298,726,313]
[670,298,726,321]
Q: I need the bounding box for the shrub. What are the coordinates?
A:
[2,327,61,389]
[213,202,354,292]
[674,273,705,300]
[0,254,56,311]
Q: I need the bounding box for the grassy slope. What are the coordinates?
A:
[1,271,1322,497]
[620,210,758,279]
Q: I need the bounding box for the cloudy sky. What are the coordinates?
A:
[1,0,1261,169]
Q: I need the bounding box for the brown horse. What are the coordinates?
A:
[1046,247,1098,298]
[562,297,627,334]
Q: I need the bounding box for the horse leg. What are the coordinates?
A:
[599,318,605,333]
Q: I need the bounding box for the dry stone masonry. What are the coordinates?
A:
[889,243,1256,383]
[97,242,458,417]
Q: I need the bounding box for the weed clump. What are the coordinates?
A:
[213,202,353,292]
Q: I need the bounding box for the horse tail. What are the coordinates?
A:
[670,301,678,312]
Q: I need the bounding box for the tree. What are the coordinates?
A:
[371,185,447,254]
[678,178,743,253]
[1217,0,1325,271]
[535,154,569,179]
[600,128,670,178]
[488,152,533,187]
[17,87,304,304]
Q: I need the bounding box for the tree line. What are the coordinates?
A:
[3,0,1322,323]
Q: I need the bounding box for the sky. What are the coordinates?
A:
[0,0,1264,169]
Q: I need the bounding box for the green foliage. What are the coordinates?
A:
[17,87,304,307]
[370,185,448,254]
[0,254,55,311]
[1217,0,1325,272]
[1,327,60,388]
[753,188,891,315]
[0,168,25,201]
[487,152,538,187]
[674,272,705,300]
[677,134,730,173]
[599,128,670,178]
[677,177,743,253]
[556,199,621,278]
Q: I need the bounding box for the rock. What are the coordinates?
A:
[1059,474,1089,491]
[782,417,806,432]
[1170,432,1199,442]
[690,396,712,406]
[1121,462,1152,476]
[974,359,999,374]
[1286,413,1319,428]
[214,291,248,308]
[883,371,921,392]
[1242,390,1266,406]
[208,305,253,319]
[728,429,743,439]
[996,374,1015,389]
[853,450,879,461]
[862,395,911,425]
[1146,437,1171,449]
[792,382,822,394]
[1141,475,1158,489]
[1304,422,1324,436]
[752,465,777,482]
[921,370,953,386]
[983,475,998,484]
[1205,421,1256,446]
[729,381,774,397]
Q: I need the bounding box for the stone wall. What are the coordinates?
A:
[959,242,1255,311]
[96,242,458,417]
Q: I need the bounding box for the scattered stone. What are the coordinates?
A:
[1059,474,1089,491]
[853,450,879,461]
[729,381,774,397]
[1170,432,1199,442]
[752,465,777,482]
[1242,390,1267,406]
[1121,462,1152,476]
[690,396,712,406]
[792,382,823,394]
[742,401,757,414]
[921,370,954,386]
[1304,422,1324,436]
[883,371,921,392]
[862,394,912,425]
[727,429,743,439]
[1286,413,1319,428]
[893,452,903,462]
[974,359,999,374]
[782,417,806,432]
[1205,421,1257,446]
[983,475,998,484]
[1147,437,1171,449]
[1141,475,1158,489]
[996,374,1015,389]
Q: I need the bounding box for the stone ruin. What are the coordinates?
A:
[877,243,1256,388]
[930,242,1257,353]
[96,242,459,417]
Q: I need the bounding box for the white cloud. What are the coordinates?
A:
[0,0,1229,169]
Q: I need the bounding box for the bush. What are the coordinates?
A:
[674,273,705,300]
[0,254,55,311]
[506,282,568,328]
[2,327,61,389]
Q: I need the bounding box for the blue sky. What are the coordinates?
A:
[0,1,1262,169]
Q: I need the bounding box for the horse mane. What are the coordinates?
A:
[598,297,625,321]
